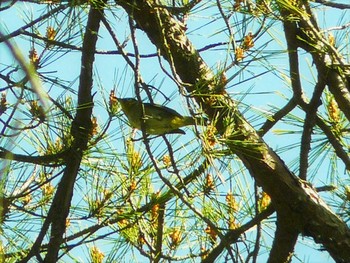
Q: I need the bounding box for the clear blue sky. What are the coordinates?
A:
[1,2,347,262]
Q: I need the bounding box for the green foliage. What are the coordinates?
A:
[0,0,350,262]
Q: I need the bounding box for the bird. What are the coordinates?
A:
[117,97,203,135]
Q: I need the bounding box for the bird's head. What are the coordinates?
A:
[117,98,138,111]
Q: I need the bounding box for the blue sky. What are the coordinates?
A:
[1,1,348,262]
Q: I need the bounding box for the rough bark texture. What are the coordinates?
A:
[18,4,104,263]
[268,215,299,263]
[117,1,350,262]
[44,4,104,261]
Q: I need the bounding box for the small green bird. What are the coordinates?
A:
[118,98,202,135]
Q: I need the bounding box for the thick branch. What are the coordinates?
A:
[292,2,350,123]
[268,214,299,263]
[43,4,105,262]
[281,8,350,171]
[117,1,350,262]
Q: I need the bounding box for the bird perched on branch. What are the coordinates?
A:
[118,97,204,135]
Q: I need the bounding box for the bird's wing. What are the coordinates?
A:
[144,103,184,118]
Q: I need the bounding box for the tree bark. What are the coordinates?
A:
[117,1,350,262]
